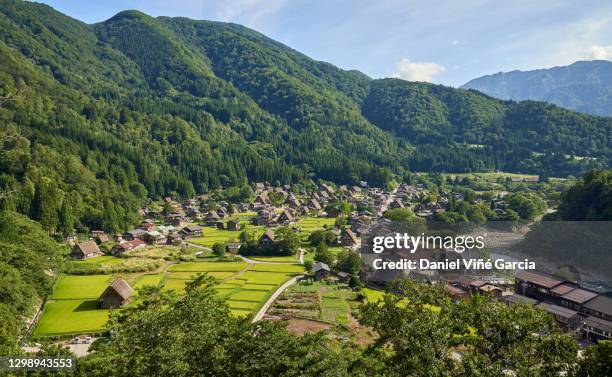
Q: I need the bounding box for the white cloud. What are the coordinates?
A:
[451,39,459,46]
[586,45,612,60]
[393,58,445,82]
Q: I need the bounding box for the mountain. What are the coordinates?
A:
[462,60,612,116]
[0,0,610,233]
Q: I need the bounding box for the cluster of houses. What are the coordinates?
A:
[439,271,611,343]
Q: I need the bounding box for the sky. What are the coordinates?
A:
[36,0,612,87]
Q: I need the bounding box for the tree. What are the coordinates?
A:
[212,242,226,258]
[337,250,361,274]
[383,208,420,222]
[239,230,252,243]
[577,340,612,377]
[506,192,546,220]
[275,227,300,256]
[58,199,74,238]
[314,243,334,266]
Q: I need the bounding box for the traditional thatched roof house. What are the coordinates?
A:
[99,279,133,309]
[278,209,294,224]
[259,230,276,248]
[71,241,103,259]
[227,219,241,231]
[308,199,321,211]
[180,225,203,238]
[314,262,331,280]
[340,229,358,247]
[91,231,112,245]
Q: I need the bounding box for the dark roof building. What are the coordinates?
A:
[583,316,612,342]
[314,262,331,280]
[582,295,612,321]
[99,279,133,309]
[70,241,102,259]
[537,302,582,330]
[560,288,599,311]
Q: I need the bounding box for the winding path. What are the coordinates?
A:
[252,275,304,322]
[186,241,306,322]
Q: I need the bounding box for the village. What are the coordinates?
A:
[28,174,610,355]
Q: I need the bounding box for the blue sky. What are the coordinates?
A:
[37,0,612,86]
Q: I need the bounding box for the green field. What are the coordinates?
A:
[363,288,385,303]
[51,275,111,300]
[248,255,298,263]
[34,300,110,336]
[134,273,166,289]
[249,263,305,273]
[189,224,264,247]
[168,261,247,272]
[76,256,123,265]
[36,245,305,335]
[237,271,296,285]
[296,217,337,241]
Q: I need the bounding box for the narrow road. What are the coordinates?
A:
[252,275,304,322]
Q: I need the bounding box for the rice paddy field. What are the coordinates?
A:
[189,224,265,247]
[34,253,305,337]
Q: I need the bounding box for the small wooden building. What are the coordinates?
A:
[71,241,102,260]
[99,279,133,309]
[314,262,331,280]
[227,220,241,231]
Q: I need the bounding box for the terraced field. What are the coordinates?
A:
[34,254,304,336]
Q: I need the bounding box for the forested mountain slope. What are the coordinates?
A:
[0,0,610,234]
[462,60,612,116]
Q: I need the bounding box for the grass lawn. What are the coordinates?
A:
[226,300,260,310]
[248,255,298,263]
[76,256,123,265]
[227,290,270,302]
[230,309,252,317]
[51,275,111,300]
[161,278,188,293]
[241,283,277,291]
[134,273,166,289]
[168,261,247,272]
[320,295,349,325]
[34,300,109,336]
[189,224,264,247]
[168,271,237,281]
[363,288,385,303]
[296,217,337,241]
[237,271,295,285]
[249,263,305,273]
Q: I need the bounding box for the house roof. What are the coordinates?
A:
[342,229,358,243]
[183,225,202,233]
[261,229,275,241]
[74,241,100,256]
[516,271,562,289]
[561,288,598,304]
[118,239,145,249]
[550,283,577,296]
[102,278,133,300]
[337,271,351,278]
[537,303,578,319]
[314,262,330,272]
[582,295,612,316]
[584,316,612,333]
[126,229,146,236]
[501,294,539,305]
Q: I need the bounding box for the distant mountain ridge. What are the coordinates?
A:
[0,0,611,233]
[462,60,612,116]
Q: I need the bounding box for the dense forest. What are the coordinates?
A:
[0,0,610,235]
